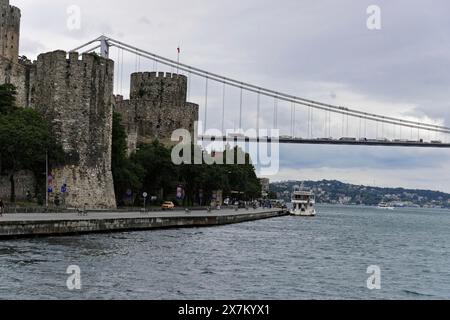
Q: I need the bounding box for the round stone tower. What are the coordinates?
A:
[120,71,199,147]
[0,0,21,62]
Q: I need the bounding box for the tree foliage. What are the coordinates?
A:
[112,134,262,207]
[111,112,144,206]
[0,84,64,202]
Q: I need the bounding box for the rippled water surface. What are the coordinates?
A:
[1,205,449,299]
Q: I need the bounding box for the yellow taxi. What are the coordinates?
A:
[161,201,175,210]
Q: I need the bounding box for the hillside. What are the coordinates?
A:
[270,180,450,208]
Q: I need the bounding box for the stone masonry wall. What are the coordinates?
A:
[0,170,35,201]
[0,2,117,210]
[0,55,29,108]
[115,72,199,152]
[30,51,116,209]
[0,0,20,63]
[0,1,30,108]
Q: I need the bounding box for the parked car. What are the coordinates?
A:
[161,201,175,210]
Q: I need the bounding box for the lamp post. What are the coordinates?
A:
[45,150,48,209]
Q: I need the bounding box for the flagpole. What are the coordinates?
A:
[177,45,180,75]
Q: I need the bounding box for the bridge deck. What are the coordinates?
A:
[199,136,450,148]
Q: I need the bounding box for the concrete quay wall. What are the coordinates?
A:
[0,210,287,239]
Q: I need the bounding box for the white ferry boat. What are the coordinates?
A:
[290,184,316,217]
[377,202,395,210]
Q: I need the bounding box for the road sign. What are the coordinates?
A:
[61,184,67,193]
[48,187,53,193]
[143,192,148,198]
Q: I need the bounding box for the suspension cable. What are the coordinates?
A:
[90,36,450,132]
[73,37,450,134]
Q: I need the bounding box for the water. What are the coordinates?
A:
[0,205,449,300]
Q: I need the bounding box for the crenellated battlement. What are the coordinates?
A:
[131,71,187,80]
[37,50,113,68]
[115,69,198,151]
[130,71,187,104]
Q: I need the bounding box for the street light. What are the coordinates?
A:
[45,150,48,209]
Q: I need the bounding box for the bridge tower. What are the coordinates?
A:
[0,0,21,62]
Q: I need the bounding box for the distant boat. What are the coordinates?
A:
[290,184,316,217]
[377,202,395,210]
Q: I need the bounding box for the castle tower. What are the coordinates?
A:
[0,0,29,109]
[130,71,187,105]
[116,72,199,150]
[31,51,117,209]
[0,0,20,63]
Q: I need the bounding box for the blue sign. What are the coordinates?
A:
[176,186,184,200]
[61,184,67,193]
[48,187,53,193]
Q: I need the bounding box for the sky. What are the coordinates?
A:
[12,0,450,192]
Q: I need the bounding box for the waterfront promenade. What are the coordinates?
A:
[0,208,287,239]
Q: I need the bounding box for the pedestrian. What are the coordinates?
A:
[0,199,4,217]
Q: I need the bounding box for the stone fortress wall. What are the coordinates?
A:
[115,72,199,153]
[0,0,20,62]
[0,1,199,208]
[30,51,116,209]
[0,0,116,209]
[0,0,30,109]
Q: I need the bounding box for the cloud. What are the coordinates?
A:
[10,0,450,191]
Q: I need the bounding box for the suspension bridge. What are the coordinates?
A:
[71,36,450,149]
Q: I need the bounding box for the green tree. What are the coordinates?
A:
[131,140,177,203]
[0,109,64,202]
[0,84,17,114]
[111,113,144,206]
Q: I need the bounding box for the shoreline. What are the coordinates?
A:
[0,208,287,239]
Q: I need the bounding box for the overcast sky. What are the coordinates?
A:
[13,0,450,192]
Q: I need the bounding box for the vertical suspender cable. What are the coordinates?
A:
[329,111,332,137]
[346,114,349,136]
[291,103,295,137]
[187,70,192,102]
[293,103,296,138]
[239,87,243,129]
[120,49,124,95]
[257,91,261,136]
[116,48,120,94]
[359,117,362,138]
[135,52,138,72]
[274,98,278,130]
[376,121,379,138]
[222,82,226,134]
[309,107,312,139]
[364,118,367,138]
[204,77,209,133]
